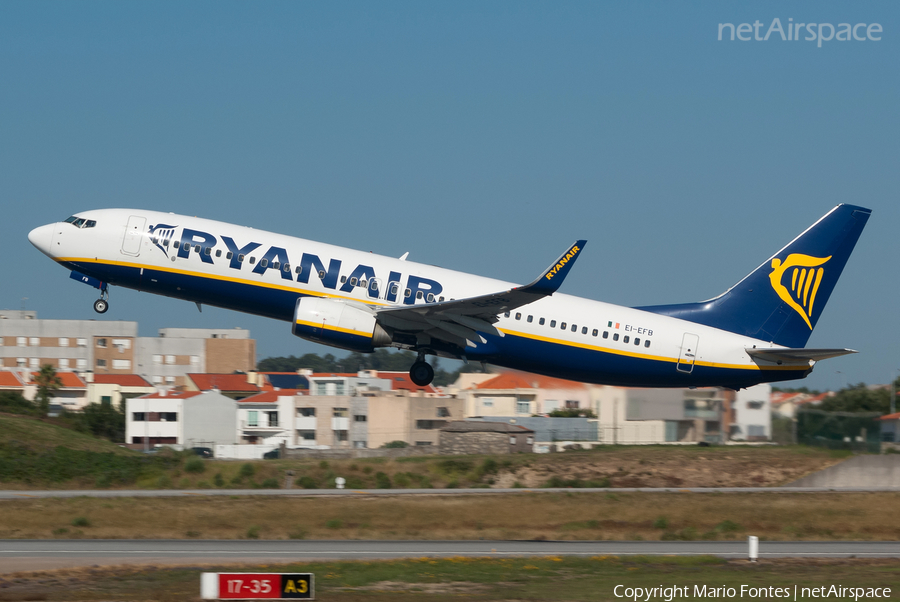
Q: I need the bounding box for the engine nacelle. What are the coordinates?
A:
[292,297,392,353]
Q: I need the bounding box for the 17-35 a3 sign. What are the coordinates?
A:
[201,573,314,600]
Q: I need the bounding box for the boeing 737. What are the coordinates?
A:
[28,204,870,388]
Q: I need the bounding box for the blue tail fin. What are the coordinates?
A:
[636,204,871,348]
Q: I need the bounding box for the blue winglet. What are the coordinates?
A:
[522,240,587,295]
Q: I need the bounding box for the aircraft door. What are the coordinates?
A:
[677,333,700,373]
[121,215,146,256]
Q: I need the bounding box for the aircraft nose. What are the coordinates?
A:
[28,223,56,257]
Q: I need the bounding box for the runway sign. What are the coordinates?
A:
[201,573,314,599]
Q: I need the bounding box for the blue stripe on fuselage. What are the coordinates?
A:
[63,259,811,388]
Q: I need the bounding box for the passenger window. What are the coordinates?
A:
[635,338,641,346]
[439,296,445,302]
[183,243,190,251]
[550,320,556,328]
[215,249,222,257]
[272,261,280,269]
[318,270,325,279]
[249,257,256,264]
[582,327,587,334]
[226,251,233,259]
[404,288,412,298]
[204,247,211,256]
[561,322,567,330]
[416,291,424,300]
[283,263,290,272]
[592,329,598,336]
[515,313,521,320]
[504,312,510,318]
[539,318,545,325]
[295,266,302,274]
[260,259,268,268]
[391,284,399,295]
[644,340,651,348]
[238,254,245,262]
[340,276,347,283]
[527,315,533,323]
[350,277,358,286]
[613,333,619,341]
[571,324,577,332]
[194,245,201,252]
[623,336,630,343]
[163,239,170,247]
[603,331,609,339]
[426,293,434,302]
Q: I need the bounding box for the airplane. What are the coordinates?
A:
[28,204,870,389]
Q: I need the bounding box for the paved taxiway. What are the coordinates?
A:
[3,486,900,499]
[2,540,899,573]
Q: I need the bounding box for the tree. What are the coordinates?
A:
[33,364,62,416]
[0,391,36,416]
[819,383,889,414]
[76,401,127,442]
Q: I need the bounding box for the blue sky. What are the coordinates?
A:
[2,1,897,391]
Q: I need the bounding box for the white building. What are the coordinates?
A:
[731,384,772,441]
[126,389,237,450]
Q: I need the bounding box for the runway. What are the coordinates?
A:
[3,486,900,499]
[2,539,898,573]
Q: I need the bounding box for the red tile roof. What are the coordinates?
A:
[239,389,305,403]
[92,374,151,387]
[138,390,204,399]
[187,373,260,392]
[25,371,86,388]
[0,372,24,387]
[374,371,440,394]
[878,412,900,421]
[473,371,587,391]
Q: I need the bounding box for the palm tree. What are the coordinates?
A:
[33,364,62,416]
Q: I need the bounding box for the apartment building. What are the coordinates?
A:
[125,389,238,449]
[0,310,137,374]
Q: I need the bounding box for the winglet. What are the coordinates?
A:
[521,240,587,295]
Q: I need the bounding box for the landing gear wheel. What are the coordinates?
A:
[409,361,434,387]
[93,299,109,314]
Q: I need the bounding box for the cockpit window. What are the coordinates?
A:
[64,216,97,229]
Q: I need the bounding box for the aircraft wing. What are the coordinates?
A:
[375,240,586,349]
[746,347,857,364]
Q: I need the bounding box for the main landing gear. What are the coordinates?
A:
[409,352,435,387]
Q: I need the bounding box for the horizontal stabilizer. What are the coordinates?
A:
[746,347,857,364]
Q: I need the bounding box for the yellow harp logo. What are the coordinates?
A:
[769,254,831,329]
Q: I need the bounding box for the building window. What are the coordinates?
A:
[333,407,348,418]
[247,411,258,427]
[509,436,516,445]
[29,337,40,346]
[165,355,176,365]
[76,359,87,369]
[16,337,26,347]
[152,375,163,385]
[76,338,87,347]
[526,436,534,445]
[16,358,26,367]
[298,407,316,417]
[29,358,39,368]
[747,400,765,409]
[101,396,112,406]
[59,358,69,369]
[437,407,450,417]
[354,414,367,422]
[161,412,177,422]
[267,411,279,427]
[516,401,530,414]
[153,354,163,364]
[298,430,315,440]
[565,400,580,409]
[482,398,494,408]
[59,338,69,347]
[112,359,131,370]
[416,420,447,430]
[96,359,107,367]
[132,412,146,421]
[415,441,433,446]
[165,376,175,385]
[334,430,349,441]
[96,338,107,348]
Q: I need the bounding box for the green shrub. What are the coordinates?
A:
[325,519,343,529]
[184,457,206,473]
[715,520,741,533]
[246,525,260,539]
[653,516,669,529]
[213,473,225,487]
[375,471,392,489]
[239,463,255,478]
[260,477,279,489]
[288,528,308,540]
[71,517,90,527]
[297,475,319,489]
[381,440,408,448]
[318,460,329,469]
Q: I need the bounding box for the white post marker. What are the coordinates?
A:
[748,535,758,562]
[335,477,345,489]
[201,573,219,599]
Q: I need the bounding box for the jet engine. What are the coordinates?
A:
[292,297,392,353]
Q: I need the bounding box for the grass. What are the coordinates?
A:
[1,557,898,601]
[2,491,900,541]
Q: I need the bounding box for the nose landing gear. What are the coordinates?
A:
[93,286,109,314]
